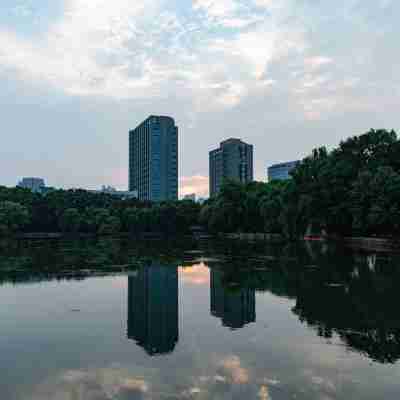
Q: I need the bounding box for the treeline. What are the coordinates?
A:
[0,188,200,236]
[202,129,400,238]
[1,128,400,238]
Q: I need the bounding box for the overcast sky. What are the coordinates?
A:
[1,0,399,197]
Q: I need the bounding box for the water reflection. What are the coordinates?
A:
[291,259,400,364]
[210,269,256,330]
[211,245,400,364]
[1,238,400,366]
[127,263,179,356]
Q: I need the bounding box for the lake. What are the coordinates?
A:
[1,238,400,399]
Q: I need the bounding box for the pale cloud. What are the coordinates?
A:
[180,264,210,285]
[1,0,399,189]
[193,0,239,18]
[180,175,209,197]
[0,0,158,98]
[12,3,34,18]
[192,0,258,28]
[254,0,273,6]
[0,0,307,109]
[258,384,272,400]
[220,355,250,384]
[304,56,334,70]
[29,367,149,400]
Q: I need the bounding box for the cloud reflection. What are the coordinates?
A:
[180,263,210,286]
[29,368,149,400]
[219,355,250,384]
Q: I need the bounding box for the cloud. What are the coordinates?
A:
[219,355,250,384]
[29,368,149,400]
[304,56,334,70]
[12,3,34,18]
[193,0,239,18]
[258,385,271,400]
[180,175,209,197]
[192,0,262,28]
[0,0,306,109]
[0,0,166,98]
[180,263,210,285]
[1,0,399,189]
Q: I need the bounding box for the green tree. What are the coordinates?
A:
[0,201,30,235]
[98,215,121,235]
[60,208,82,233]
[123,207,140,234]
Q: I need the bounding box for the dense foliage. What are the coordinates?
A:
[203,129,400,238]
[1,129,399,238]
[0,187,200,236]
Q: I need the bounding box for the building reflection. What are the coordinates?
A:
[210,269,256,330]
[127,263,179,355]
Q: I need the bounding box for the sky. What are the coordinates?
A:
[0,0,399,197]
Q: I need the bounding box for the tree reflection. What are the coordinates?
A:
[208,243,400,364]
[1,238,400,363]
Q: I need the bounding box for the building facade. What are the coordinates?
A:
[210,269,256,330]
[129,116,178,201]
[267,160,300,182]
[17,177,45,193]
[127,263,179,355]
[209,138,253,197]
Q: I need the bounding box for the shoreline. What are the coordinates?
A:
[6,232,400,253]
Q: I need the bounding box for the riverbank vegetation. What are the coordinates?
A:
[0,188,200,236]
[1,129,399,239]
[202,129,400,238]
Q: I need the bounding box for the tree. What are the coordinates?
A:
[98,215,121,235]
[60,208,82,233]
[122,207,140,234]
[0,201,30,235]
[351,167,400,235]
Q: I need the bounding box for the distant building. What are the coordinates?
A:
[129,116,178,202]
[17,177,45,193]
[183,193,196,202]
[267,160,300,182]
[127,263,179,356]
[210,269,256,330]
[92,185,138,200]
[209,138,253,197]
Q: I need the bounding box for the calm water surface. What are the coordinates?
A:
[1,239,400,399]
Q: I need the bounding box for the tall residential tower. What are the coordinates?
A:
[209,138,253,197]
[129,116,178,201]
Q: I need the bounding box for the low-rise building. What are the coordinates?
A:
[17,177,45,193]
[267,160,300,181]
[90,186,138,200]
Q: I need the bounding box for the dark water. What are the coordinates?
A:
[1,238,400,399]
